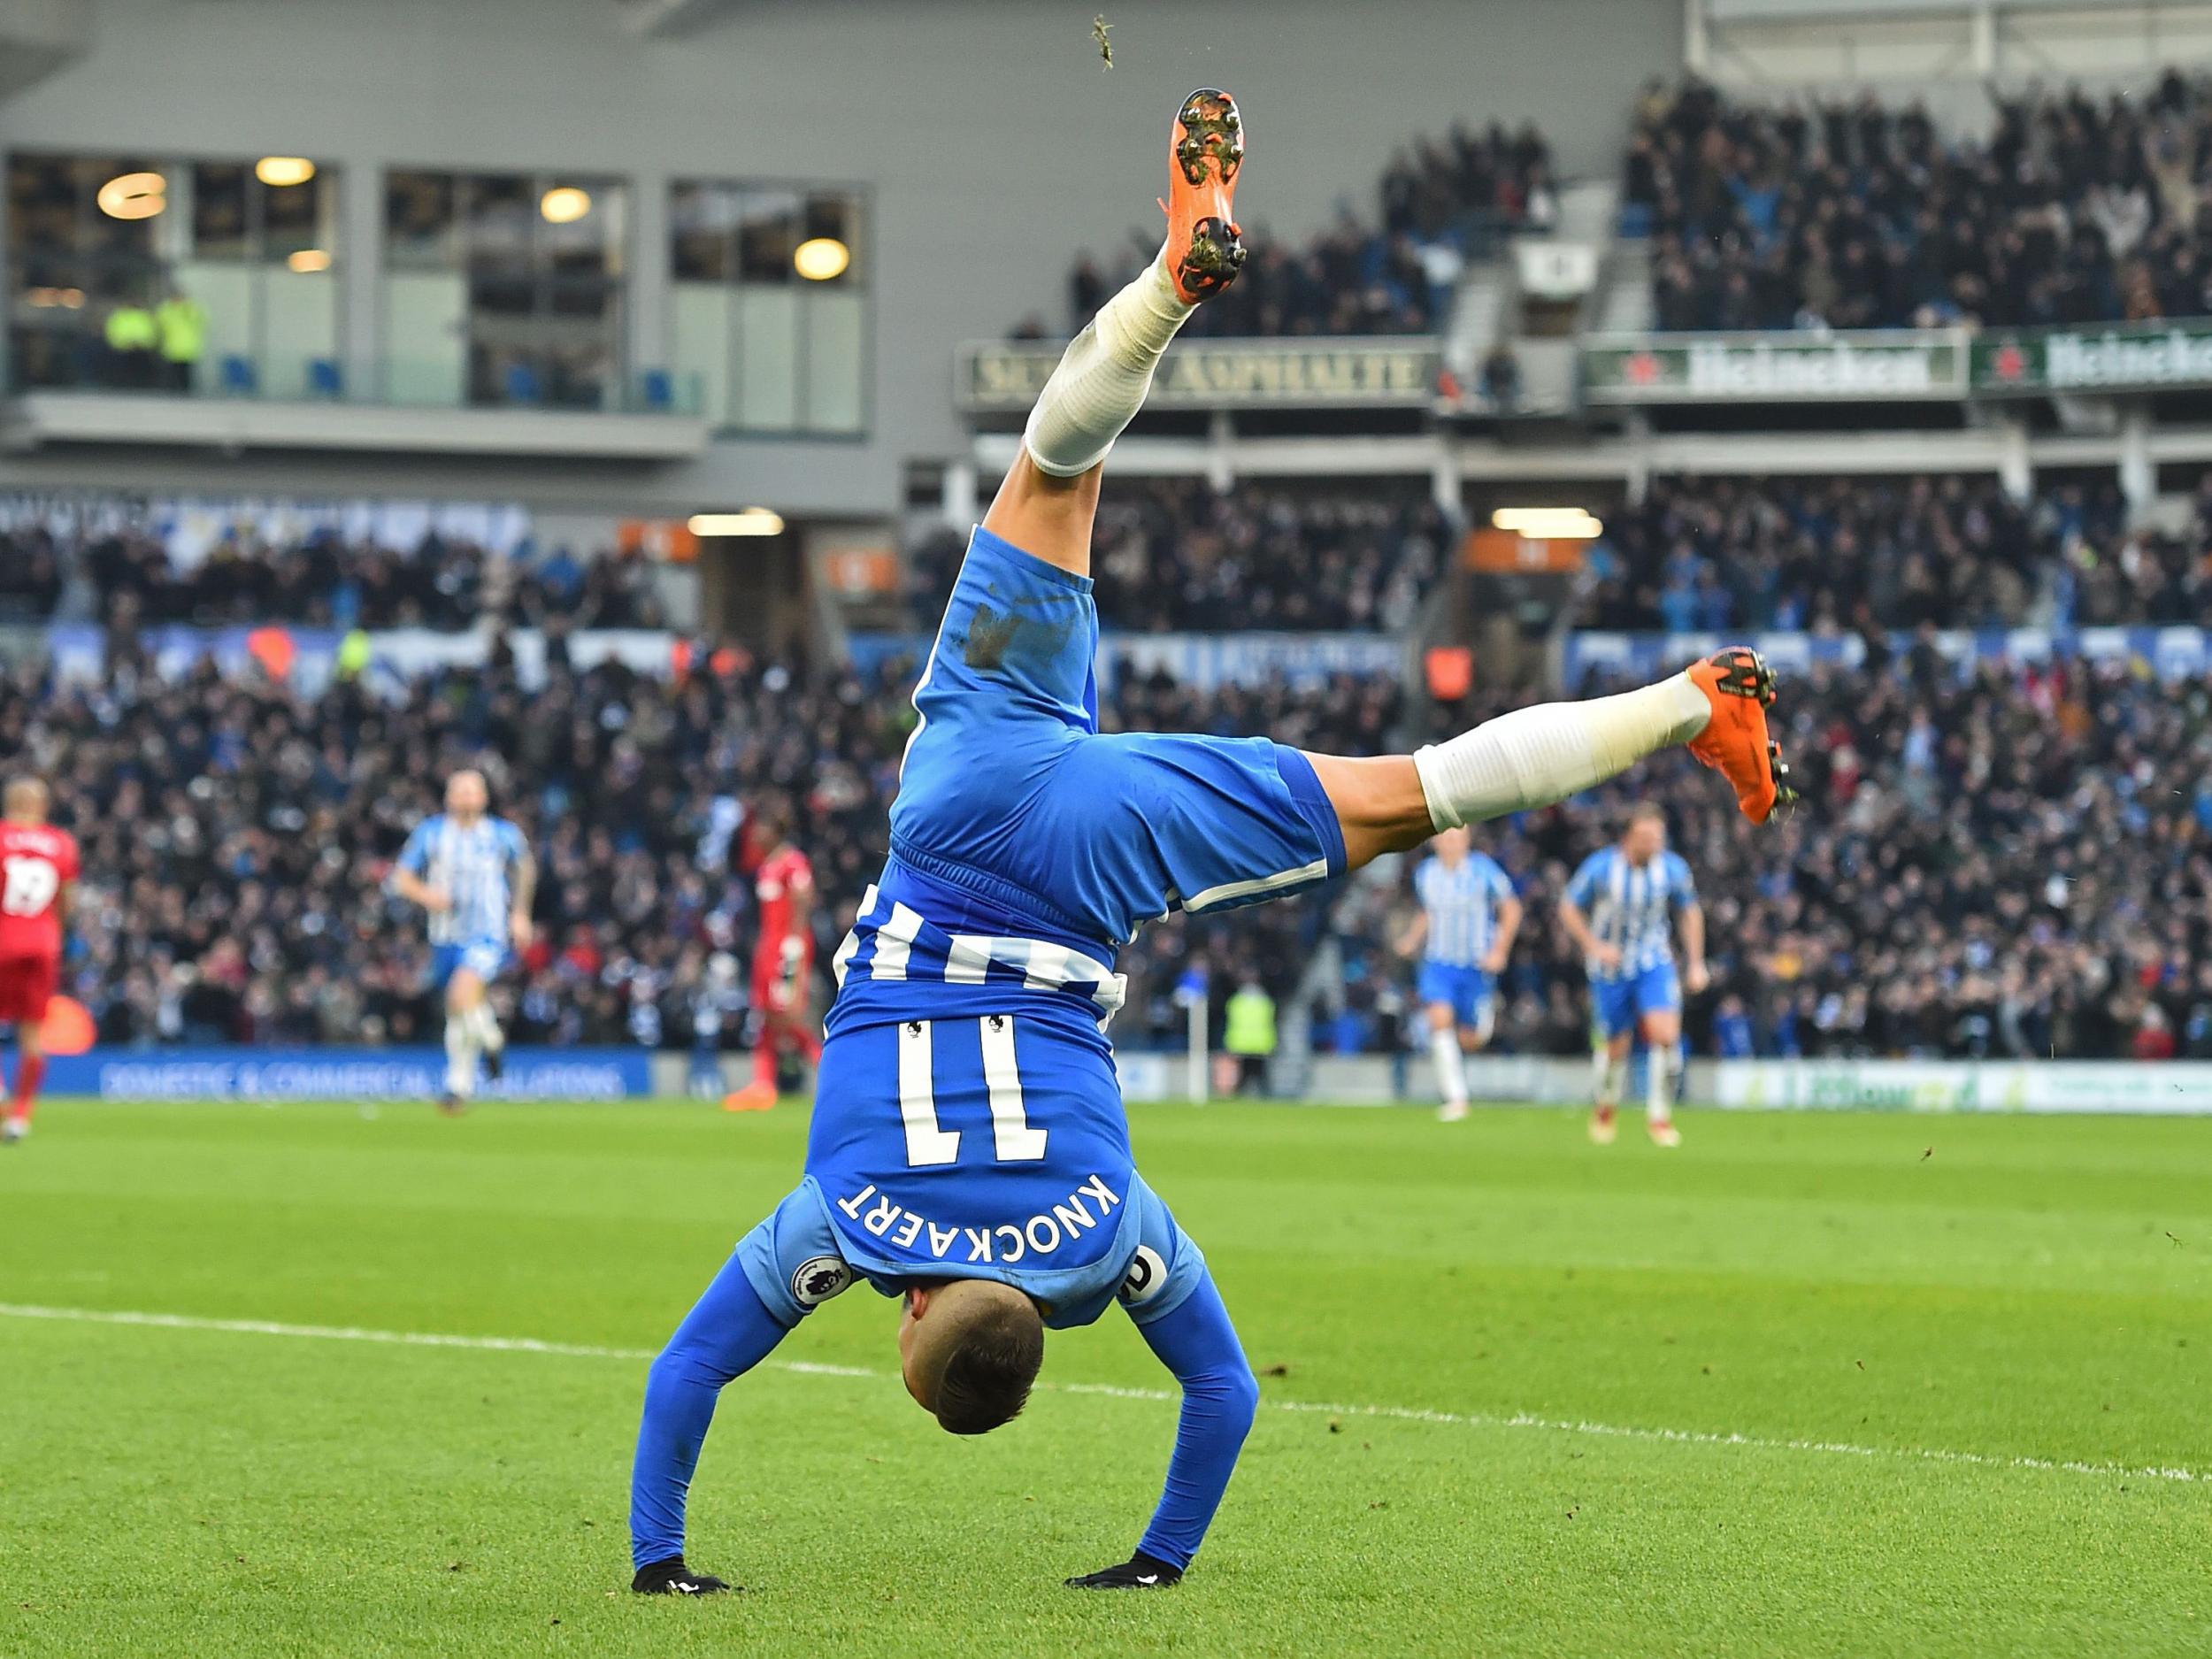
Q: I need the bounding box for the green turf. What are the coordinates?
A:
[2,1099,2208,1658]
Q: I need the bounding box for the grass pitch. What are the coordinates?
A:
[1,1098,2208,1658]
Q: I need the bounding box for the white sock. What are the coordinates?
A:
[468,1002,504,1055]
[1022,257,1194,477]
[444,1012,480,1098]
[1593,1048,1625,1108]
[1429,1027,1468,1109]
[1647,1044,1674,1123]
[1413,674,1711,832]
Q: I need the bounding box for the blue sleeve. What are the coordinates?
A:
[1129,1268,1259,1571]
[393,818,433,877]
[733,1181,859,1327]
[629,1246,795,1571]
[1563,854,1599,906]
[1669,853,1699,907]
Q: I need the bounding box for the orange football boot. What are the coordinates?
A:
[1161,88,1247,304]
[1686,647,1795,825]
[720,1081,777,1113]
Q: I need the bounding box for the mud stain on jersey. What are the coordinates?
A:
[964,603,1022,670]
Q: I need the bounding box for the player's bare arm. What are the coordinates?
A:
[390,867,450,912]
[509,851,537,950]
[1485,894,1525,974]
[1678,902,1709,995]
[1557,897,1619,971]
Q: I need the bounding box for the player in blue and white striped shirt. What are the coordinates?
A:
[1559,803,1706,1148]
[1399,827,1521,1123]
[388,770,535,1113]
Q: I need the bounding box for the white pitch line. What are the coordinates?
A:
[1,1302,2200,1488]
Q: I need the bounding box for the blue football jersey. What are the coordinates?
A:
[1414,851,1515,968]
[393,813,529,947]
[824,524,1343,1043]
[794,525,1345,1324]
[1563,845,1697,982]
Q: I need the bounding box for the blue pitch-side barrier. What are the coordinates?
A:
[49,1047,655,1101]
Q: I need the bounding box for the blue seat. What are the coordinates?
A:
[503,362,542,405]
[308,358,343,398]
[640,368,673,411]
[220,355,257,396]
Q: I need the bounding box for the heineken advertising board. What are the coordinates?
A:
[959,338,1440,411]
[1973,320,2212,395]
[1582,331,1969,403]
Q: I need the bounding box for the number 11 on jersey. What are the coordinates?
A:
[895,1016,1048,1167]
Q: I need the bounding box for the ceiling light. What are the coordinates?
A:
[96,172,165,221]
[1492,507,1603,541]
[287,249,332,273]
[540,186,593,225]
[793,236,850,281]
[687,510,785,537]
[255,157,316,188]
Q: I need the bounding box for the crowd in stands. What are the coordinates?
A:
[1048,121,1554,341]
[5,638,1392,1059]
[1405,650,2212,1064]
[909,481,1448,634]
[1628,72,2212,332]
[1579,473,2212,633]
[8,616,2208,1064]
[0,515,664,632]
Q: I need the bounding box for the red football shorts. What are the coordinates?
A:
[0,954,58,1025]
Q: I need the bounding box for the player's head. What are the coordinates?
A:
[3,777,49,824]
[444,769,489,821]
[1620,802,1667,864]
[1432,825,1471,863]
[750,792,794,849]
[896,1279,1045,1435]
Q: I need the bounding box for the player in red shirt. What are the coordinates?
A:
[0,778,78,1143]
[723,796,820,1112]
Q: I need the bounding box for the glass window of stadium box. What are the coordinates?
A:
[382,169,633,411]
[669,181,865,434]
[6,152,340,398]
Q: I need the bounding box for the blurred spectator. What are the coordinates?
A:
[1584,473,2212,633]
[0,511,664,632]
[1628,73,2212,331]
[910,482,1448,634]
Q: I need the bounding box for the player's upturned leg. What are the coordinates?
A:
[985,89,1245,576]
[1308,649,1795,872]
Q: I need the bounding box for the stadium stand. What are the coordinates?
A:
[1061,122,1555,340]
[0,517,664,630]
[1422,652,2212,1064]
[15,613,2208,1064]
[1626,71,2212,330]
[908,481,1450,634]
[6,645,1391,1055]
